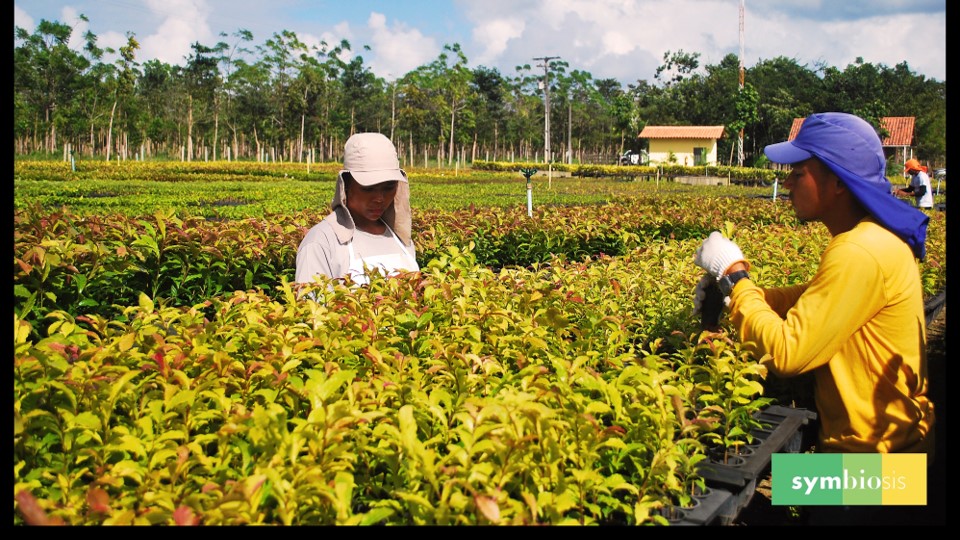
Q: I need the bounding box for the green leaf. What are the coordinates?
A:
[253,388,278,403]
[166,389,196,411]
[138,292,154,312]
[155,430,188,443]
[132,233,160,259]
[584,401,612,416]
[394,490,435,514]
[16,289,37,319]
[111,459,146,483]
[73,273,88,292]
[734,379,765,397]
[359,506,395,526]
[107,434,148,459]
[524,335,548,350]
[311,369,356,404]
[13,283,31,299]
[280,359,302,374]
[71,411,102,430]
[333,471,355,521]
[108,369,140,409]
[47,380,79,411]
[148,448,181,469]
[398,405,422,455]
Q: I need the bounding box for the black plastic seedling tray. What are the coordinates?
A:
[679,487,735,525]
[668,405,818,525]
[697,405,817,490]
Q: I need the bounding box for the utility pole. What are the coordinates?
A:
[737,0,745,167]
[534,56,559,187]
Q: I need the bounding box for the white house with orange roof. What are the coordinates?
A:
[638,125,726,167]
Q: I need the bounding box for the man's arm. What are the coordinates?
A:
[729,241,884,377]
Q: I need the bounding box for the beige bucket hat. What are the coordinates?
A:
[328,133,412,246]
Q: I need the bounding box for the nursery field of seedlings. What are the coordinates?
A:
[13,160,947,525]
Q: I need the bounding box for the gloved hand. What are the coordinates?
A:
[694,231,747,278]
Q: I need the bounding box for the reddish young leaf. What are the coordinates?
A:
[173,505,201,525]
[15,490,65,526]
[86,486,112,513]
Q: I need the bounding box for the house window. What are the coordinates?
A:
[693,147,707,165]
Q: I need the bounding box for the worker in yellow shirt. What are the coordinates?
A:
[692,112,934,524]
[695,112,933,454]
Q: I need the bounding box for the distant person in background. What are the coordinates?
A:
[296,132,419,289]
[895,158,934,209]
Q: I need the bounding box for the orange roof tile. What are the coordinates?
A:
[787,118,805,141]
[639,126,726,139]
[879,117,915,146]
[788,116,914,147]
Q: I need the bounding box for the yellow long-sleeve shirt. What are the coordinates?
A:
[728,218,934,454]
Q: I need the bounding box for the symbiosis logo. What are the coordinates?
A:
[771,453,926,506]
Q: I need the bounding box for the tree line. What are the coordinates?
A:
[14,16,946,169]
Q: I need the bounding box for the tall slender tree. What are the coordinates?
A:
[14,18,93,154]
[183,41,222,161]
[470,65,507,161]
[105,33,140,162]
[215,29,254,161]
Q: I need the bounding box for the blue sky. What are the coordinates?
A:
[14,0,946,85]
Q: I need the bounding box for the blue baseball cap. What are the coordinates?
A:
[764,112,929,260]
[764,112,888,185]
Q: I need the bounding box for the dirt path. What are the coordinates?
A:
[729,306,946,526]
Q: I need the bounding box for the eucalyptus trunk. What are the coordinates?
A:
[106,100,117,162]
[212,94,220,161]
[448,108,456,166]
[299,113,305,162]
[187,95,194,162]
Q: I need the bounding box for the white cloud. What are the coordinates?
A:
[297,22,354,60]
[13,0,945,84]
[746,8,945,81]
[366,12,439,81]
[454,0,944,85]
[45,5,92,51]
[471,18,526,66]
[138,0,215,65]
[13,5,34,33]
[600,30,636,57]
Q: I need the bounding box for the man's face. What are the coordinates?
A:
[782,158,838,222]
[345,176,399,226]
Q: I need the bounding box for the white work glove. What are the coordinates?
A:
[694,231,747,278]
